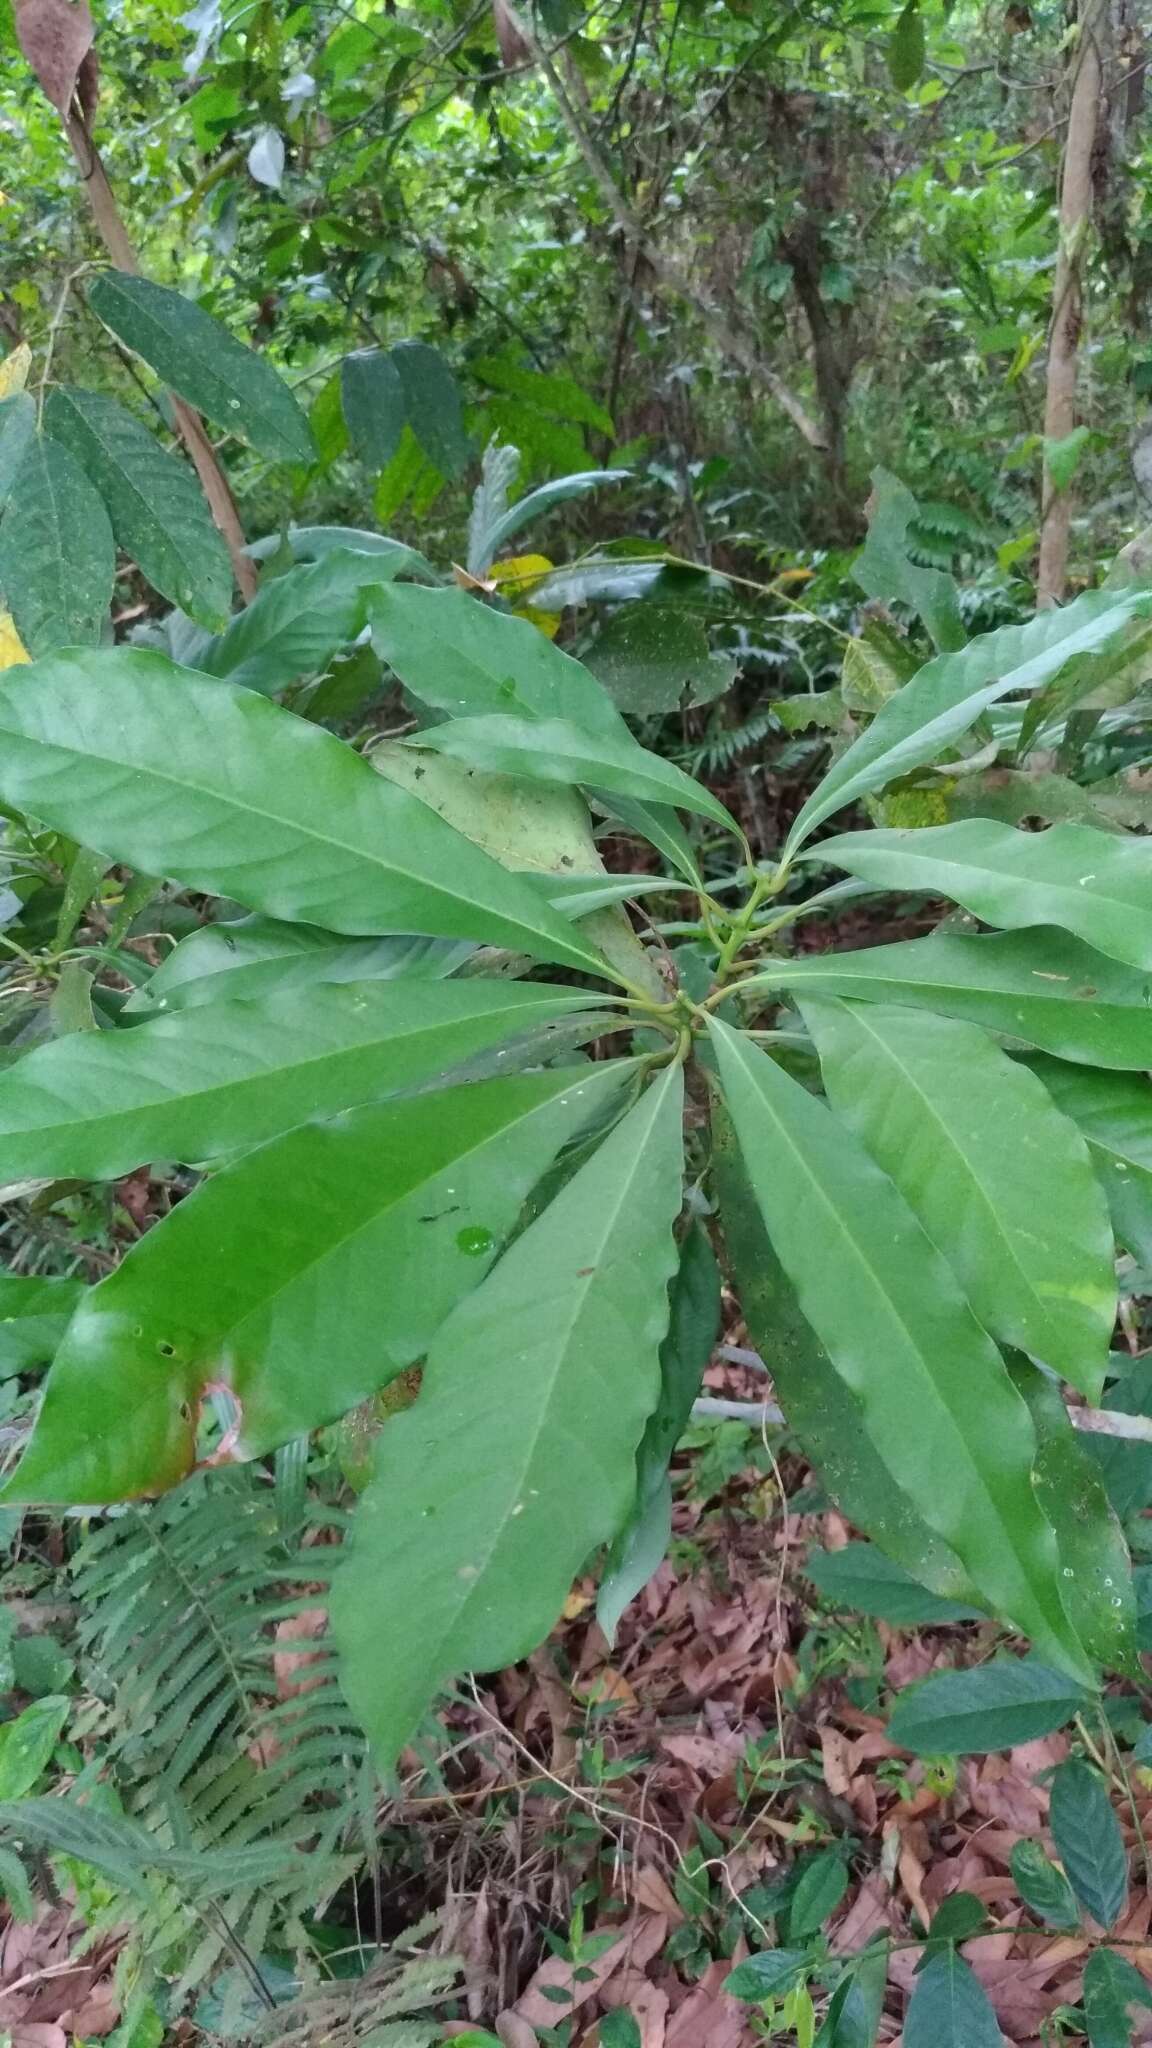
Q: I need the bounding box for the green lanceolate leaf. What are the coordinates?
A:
[332,1065,685,1765]
[744,928,1152,1071]
[340,349,406,472]
[597,1221,721,1642]
[0,435,114,655]
[1025,1059,1152,1263]
[801,998,1115,1396]
[415,715,738,834]
[1010,1839,1081,1929]
[0,978,612,1183]
[88,271,315,465]
[370,583,623,734]
[0,1275,83,1375]
[706,1020,1092,1682]
[889,1658,1088,1754]
[1048,1760,1128,1930]
[817,1940,887,2048]
[42,387,232,629]
[6,1063,636,1504]
[711,1099,980,1607]
[484,469,629,561]
[0,393,35,513]
[1009,1357,1137,1674]
[202,548,403,695]
[784,588,1152,856]
[127,917,471,1015]
[815,821,1152,975]
[0,649,612,977]
[804,1544,981,1625]
[598,794,705,890]
[1082,1949,1152,2048]
[887,2,926,90]
[903,1948,1004,2048]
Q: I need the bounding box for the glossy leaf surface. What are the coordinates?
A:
[417,714,738,833]
[802,998,1114,1395]
[88,271,315,464]
[746,928,1152,1070]
[0,435,114,655]
[0,649,610,976]
[332,1066,685,1765]
[0,978,609,1181]
[42,387,232,628]
[785,587,1152,855]
[6,1064,636,1504]
[816,820,1152,973]
[707,1020,1091,1680]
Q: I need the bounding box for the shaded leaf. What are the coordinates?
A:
[903,1948,1004,2048]
[43,385,232,628]
[889,1658,1087,1754]
[128,916,470,1015]
[332,1067,684,1765]
[804,1543,981,1625]
[1025,1058,1152,1263]
[340,349,406,473]
[391,340,468,478]
[0,392,35,512]
[707,1020,1091,1681]
[855,469,962,650]
[1010,1838,1081,1929]
[788,1849,849,1938]
[587,603,737,715]
[1049,1759,1128,1930]
[88,271,315,465]
[202,548,403,695]
[816,1940,887,2048]
[0,433,114,654]
[7,1063,636,1503]
[0,1273,83,1374]
[417,715,738,834]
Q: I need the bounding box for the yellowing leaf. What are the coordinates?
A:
[0,345,31,400]
[0,614,29,670]
[490,553,561,638]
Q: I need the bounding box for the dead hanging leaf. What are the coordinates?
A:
[492,0,531,68]
[14,0,95,117]
[0,345,32,400]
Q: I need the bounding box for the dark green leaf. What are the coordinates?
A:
[332,1067,685,1765]
[746,927,1152,1071]
[1083,1948,1152,2048]
[0,648,611,977]
[815,821,1152,976]
[903,1948,1004,2048]
[723,1950,810,2002]
[128,916,471,1015]
[42,387,231,628]
[1010,1839,1081,1929]
[707,1021,1092,1682]
[8,1063,636,1504]
[202,548,402,694]
[391,340,468,478]
[924,1892,988,1946]
[0,435,114,654]
[802,997,1115,1396]
[1025,1059,1152,1263]
[340,348,406,472]
[1048,1759,1128,1930]
[788,1849,849,1939]
[0,393,35,513]
[804,1544,981,1625]
[587,604,737,715]
[88,271,315,465]
[816,1941,887,2048]
[597,793,705,889]
[889,1659,1088,1755]
[418,715,739,833]
[0,1274,83,1374]
[888,2,925,90]
[0,977,610,1185]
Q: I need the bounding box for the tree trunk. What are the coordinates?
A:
[1037,0,1109,606]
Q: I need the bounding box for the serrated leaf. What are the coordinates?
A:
[1026,1058,1152,1262]
[0,648,612,978]
[785,588,1152,856]
[903,1948,1004,2048]
[1082,1948,1152,2048]
[745,927,1152,1071]
[815,820,1152,975]
[0,1696,69,1798]
[128,916,470,1015]
[0,392,35,511]
[8,1063,635,1504]
[706,1020,1091,1682]
[889,1659,1087,1754]
[0,977,609,1185]
[417,715,738,834]
[42,386,232,628]
[598,1221,720,1640]
[0,1797,305,1900]
[0,1845,34,1923]
[202,548,403,695]
[804,1544,981,1625]
[1049,1759,1128,1930]
[801,997,1114,1396]
[390,340,468,478]
[331,1067,684,1765]
[88,271,315,466]
[0,1274,83,1374]
[1010,1838,1081,1928]
[340,349,406,472]
[0,435,114,654]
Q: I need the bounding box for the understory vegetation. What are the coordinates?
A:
[7,2,1152,2044]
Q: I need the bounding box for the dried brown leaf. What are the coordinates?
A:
[14,0,94,115]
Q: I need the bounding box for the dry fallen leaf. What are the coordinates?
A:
[14,0,94,115]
